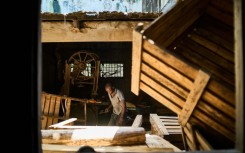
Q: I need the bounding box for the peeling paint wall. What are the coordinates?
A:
[41,0,177,14]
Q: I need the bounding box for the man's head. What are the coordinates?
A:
[105,83,115,94]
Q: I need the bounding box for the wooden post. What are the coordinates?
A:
[179,70,210,127]
[234,0,244,152]
[131,23,144,95]
[132,115,143,127]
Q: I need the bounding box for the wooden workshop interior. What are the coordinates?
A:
[40,0,244,153]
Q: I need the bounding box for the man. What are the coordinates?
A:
[104,83,126,126]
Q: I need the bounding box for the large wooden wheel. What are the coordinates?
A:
[63,51,100,97]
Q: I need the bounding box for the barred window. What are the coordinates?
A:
[100,63,124,78]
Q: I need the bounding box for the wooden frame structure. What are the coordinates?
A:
[131,0,243,152]
[41,92,87,129]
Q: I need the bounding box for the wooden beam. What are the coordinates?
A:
[49,118,77,128]
[41,127,146,146]
[234,0,244,152]
[131,23,144,95]
[132,115,143,127]
[179,70,210,127]
[195,129,213,150]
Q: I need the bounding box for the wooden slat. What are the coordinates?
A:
[49,118,77,128]
[165,126,181,129]
[141,73,185,108]
[194,27,234,52]
[207,80,235,105]
[144,0,209,47]
[183,37,234,73]
[189,33,234,63]
[198,14,234,43]
[179,70,210,127]
[142,51,193,90]
[176,45,234,86]
[141,63,189,99]
[167,129,182,133]
[159,116,178,119]
[195,129,213,150]
[42,95,51,129]
[160,119,178,122]
[162,122,179,126]
[183,127,194,145]
[192,109,235,141]
[206,5,234,27]
[185,134,195,151]
[53,97,61,123]
[131,25,143,95]
[47,96,56,127]
[150,114,169,136]
[143,40,198,80]
[65,98,71,118]
[197,100,235,131]
[41,94,46,113]
[140,82,181,114]
[132,115,143,127]
[202,91,235,119]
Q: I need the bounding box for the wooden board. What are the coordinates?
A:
[131,24,143,95]
[132,115,143,127]
[49,118,77,129]
[150,114,169,136]
[179,70,210,127]
[42,127,146,146]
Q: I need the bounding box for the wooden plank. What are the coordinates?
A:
[143,40,198,81]
[141,73,185,108]
[65,98,71,118]
[162,122,179,126]
[206,5,234,27]
[47,96,56,127]
[150,114,169,136]
[179,70,210,127]
[53,97,61,124]
[140,82,181,114]
[49,118,77,128]
[185,134,195,151]
[42,127,146,146]
[131,24,143,95]
[207,80,235,106]
[234,0,244,151]
[160,119,178,122]
[193,108,235,142]
[42,144,174,152]
[159,116,178,119]
[142,51,193,91]
[175,45,234,86]
[183,37,234,73]
[189,33,234,63]
[194,27,234,52]
[132,115,143,127]
[195,129,213,150]
[41,93,46,113]
[167,129,182,133]
[165,126,181,129]
[198,14,234,43]
[197,100,235,131]
[141,63,189,99]
[202,90,235,119]
[143,0,209,47]
[145,134,181,152]
[42,95,51,129]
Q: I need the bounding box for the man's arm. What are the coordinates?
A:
[105,103,112,113]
